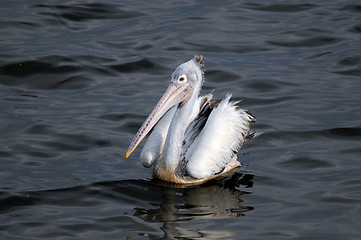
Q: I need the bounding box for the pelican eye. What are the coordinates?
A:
[178,75,187,83]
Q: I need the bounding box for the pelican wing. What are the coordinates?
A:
[181,93,215,154]
[184,94,256,179]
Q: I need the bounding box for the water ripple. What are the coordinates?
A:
[0,174,253,239]
[32,3,145,23]
[243,3,318,12]
[268,36,343,48]
[0,0,361,239]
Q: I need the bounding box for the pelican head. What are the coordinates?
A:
[170,55,204,92]
[126,55,205,158]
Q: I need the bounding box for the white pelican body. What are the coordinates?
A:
[126,55,260,184]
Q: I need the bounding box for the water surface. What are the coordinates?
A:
[1,0,361,239]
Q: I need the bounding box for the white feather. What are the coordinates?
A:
[187,93,213,126]
[186,94,253,179]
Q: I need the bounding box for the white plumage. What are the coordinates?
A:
[185,94,254,179]
[126,55,260,184]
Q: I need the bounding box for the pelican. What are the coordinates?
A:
[126,55,260,184]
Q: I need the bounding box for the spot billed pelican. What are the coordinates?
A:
[126,55,261,184]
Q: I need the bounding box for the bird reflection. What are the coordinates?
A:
[5,171,254,239]
[133,171,254,239]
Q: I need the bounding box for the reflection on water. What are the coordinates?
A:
[0,172,253,239]
[137,173,253,239]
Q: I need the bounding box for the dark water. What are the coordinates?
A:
[1,0,361,239]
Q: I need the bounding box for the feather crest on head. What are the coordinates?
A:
[193,55,204,72]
